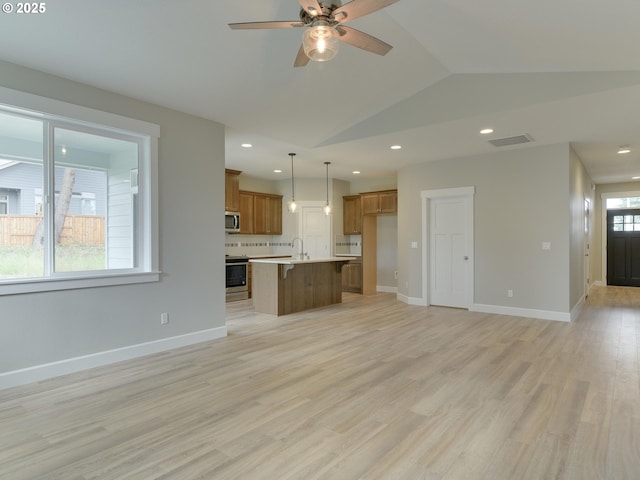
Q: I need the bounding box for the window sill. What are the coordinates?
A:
[0,271,161,296]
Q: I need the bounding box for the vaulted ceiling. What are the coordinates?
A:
[1,0,640,183]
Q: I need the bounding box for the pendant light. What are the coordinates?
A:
[323,161,331,215]
[288,153,297,213]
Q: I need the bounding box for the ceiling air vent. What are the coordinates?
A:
[488,134,534,148]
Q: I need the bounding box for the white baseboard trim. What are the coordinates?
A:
[570,296,585,322]
[594,281,605,287]
[377,285,398,294]
[397,293,427,306]
[471,304,571,322]
[0,326,228,391]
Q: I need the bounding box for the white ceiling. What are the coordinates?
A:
[1,0,640,183]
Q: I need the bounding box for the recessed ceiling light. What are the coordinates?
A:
[480,128,494,135]
[618,145,631,154]
[390,145,402,150]
[352,171,361,175]
[241,143,253,148]
[633,176,640,180]
[274,169,282,173]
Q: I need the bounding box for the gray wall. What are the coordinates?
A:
[0,60,226,374]
[569,147,594,309]
[398,143,572,314]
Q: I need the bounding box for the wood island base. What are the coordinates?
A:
[250,258,351,316]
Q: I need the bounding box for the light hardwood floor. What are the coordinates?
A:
[1,287,639,479]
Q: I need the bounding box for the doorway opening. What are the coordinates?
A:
[602,194,640,287]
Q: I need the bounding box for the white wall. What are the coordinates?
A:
[398,143,572,318]
[0,60,226,385]
[350,177,397,195]
[239,174,279,195]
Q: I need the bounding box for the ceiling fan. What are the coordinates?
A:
[229,0,399,67]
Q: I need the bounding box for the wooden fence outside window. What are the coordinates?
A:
[0,215,105,246]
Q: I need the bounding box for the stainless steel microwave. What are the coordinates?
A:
[225,211,240,233]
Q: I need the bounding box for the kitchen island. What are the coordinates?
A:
[250,257,354,315]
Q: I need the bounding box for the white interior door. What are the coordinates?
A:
[301,206,331,258]
[430,196,470,308]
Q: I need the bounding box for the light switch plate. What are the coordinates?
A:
[542,242,551,251]
[411,241,418,249]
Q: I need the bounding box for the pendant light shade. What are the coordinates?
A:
[288,153,297,213]
[303,23,340,62]
[324,161,331,215]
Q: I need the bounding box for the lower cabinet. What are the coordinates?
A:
[342,258,362,293]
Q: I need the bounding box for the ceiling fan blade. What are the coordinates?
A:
[298,0,324,17]
[336,26,392,55]
[333,0,400,23]
[294,45,311,67]
[228,21,305,30]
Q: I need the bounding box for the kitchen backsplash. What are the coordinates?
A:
[225,234,361,257]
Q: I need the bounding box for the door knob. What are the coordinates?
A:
[463,256,469,260]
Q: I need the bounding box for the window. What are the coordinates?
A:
[0,88,159,294]
[611,215,640,232]
[606,197,640,209]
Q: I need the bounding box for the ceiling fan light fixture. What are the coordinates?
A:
[303,24,340,62]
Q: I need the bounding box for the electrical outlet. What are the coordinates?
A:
[507,289,513,298]
[160,313,169,325]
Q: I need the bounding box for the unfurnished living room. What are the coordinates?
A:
[1,1,640,479]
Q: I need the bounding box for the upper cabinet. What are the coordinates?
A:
[240,190,282,235]
[361,190,397,215]
[343,195,362,235]
[225,169,241,212]
[238,191,254,234]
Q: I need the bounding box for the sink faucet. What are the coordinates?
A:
[292,237,305,260]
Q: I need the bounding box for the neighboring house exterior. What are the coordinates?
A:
[0,161,106,216]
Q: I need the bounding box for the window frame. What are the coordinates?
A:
[0,86,160,295]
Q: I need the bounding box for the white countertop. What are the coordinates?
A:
[250,256,356,265]
[335,253,361,257]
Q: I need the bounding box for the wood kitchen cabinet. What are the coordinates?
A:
[239,190,282,235]
[361,190,397,215]
[239,191,254,234]
[343,195,362,234]
[225,169,241,212]
[342,258,362,293]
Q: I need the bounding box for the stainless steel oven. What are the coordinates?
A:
[225,255,248,302]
